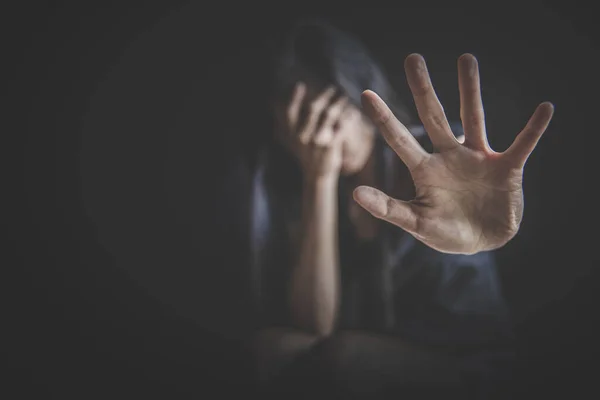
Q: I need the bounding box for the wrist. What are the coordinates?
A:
[301,172,339,221]
[303,173,339,188]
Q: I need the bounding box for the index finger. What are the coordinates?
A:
[361,90,429,171]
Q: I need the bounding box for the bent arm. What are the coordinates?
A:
[289,175,341,337]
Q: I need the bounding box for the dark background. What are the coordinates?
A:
[9,1,599,398]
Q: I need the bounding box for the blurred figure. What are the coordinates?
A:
[215,19,553,398]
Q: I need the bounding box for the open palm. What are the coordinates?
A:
[354,54,554,255]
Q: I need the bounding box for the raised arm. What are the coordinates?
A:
[354,53,554,255]
[281,84,348,336]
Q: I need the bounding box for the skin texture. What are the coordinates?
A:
[254,53,553,393]
[274,83,377,179]
[273,82,378,337]
[354,53,554,255]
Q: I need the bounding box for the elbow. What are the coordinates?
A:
[313,322,335,339]
[308,310,338,338]
[289,291,337,338]
[291,314,336,339]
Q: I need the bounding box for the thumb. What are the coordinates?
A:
[353,186,419,233]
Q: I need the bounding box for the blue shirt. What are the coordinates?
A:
[213,118,513,351]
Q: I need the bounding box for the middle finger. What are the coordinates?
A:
[405,54,459,152]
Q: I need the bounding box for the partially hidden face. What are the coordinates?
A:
[338,104,377,175]
[274,83,377,176]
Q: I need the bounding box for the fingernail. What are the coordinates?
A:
[361,92,379,117]
[461,54,477,76]
[412,54,426,72]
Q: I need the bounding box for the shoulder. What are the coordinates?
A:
[406,238,497,273]
[392,239,509,322]
[388,235,499,293]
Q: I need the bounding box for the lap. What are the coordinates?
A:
[251,327,320,384]
[315,331,468,397]
[321,330,464,383]
[259,329,474,399]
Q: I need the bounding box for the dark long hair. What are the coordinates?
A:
[269,18,412,126]
[247,19,417,330]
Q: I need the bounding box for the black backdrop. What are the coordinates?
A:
[10,1,600,398]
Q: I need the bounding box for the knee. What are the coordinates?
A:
[251,327,324,384]
[251,327,324,370]
[253,327,320,354]
[310,331,361,370]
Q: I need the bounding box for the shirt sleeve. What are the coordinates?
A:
[391,241,514,349]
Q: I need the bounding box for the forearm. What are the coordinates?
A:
[289,175,340,337]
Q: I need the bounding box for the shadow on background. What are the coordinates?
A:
[10,1,599,397]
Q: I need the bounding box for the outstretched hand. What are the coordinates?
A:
[354,53,554,255]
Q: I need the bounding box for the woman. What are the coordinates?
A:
[219,19,553,397]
